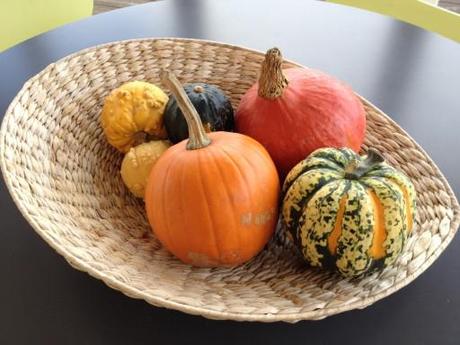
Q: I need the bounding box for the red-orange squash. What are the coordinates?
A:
[145,72,280,267]
[235,48,366,180]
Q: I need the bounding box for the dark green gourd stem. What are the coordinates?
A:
[193,85,205,93]
[344,149,385,179]
[258,47,289,100]
[161,71,211,150]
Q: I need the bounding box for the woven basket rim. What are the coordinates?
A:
[1,37,459,322]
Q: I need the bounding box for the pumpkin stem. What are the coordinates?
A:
[258,47,289,100]
[344,149,385,179]
[161,71,211,150]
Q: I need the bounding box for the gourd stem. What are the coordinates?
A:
[344,149,385,179]
[132,131,148,147]
[161,71,211,150]
[258,47,289,100]
[193,85,205,93]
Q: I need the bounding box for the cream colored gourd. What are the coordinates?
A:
[120,140,171,198]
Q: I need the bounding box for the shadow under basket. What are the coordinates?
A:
[1,38,459,322]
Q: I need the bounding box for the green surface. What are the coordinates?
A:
[0,0,93,52]
[328,0,460,42]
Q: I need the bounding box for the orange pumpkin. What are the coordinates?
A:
[145,72,280,267]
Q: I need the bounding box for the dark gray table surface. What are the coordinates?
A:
[1,0,459,344]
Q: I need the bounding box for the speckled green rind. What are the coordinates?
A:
[311,147,354,167]
[281,147,417,278]
[282,156,343,195]
[300,180,349,267]
[334,181,377,276]
[281,169,342,245]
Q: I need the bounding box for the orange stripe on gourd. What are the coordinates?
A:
[368,191,386,259]
[327,194,347,255]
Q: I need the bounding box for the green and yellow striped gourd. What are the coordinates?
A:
[281,147,416,278]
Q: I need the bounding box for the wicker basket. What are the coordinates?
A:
[1,38,459,322]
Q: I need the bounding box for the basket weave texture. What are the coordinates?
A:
[1,38,459,322]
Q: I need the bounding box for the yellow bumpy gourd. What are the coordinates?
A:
[101,81,169,152]
[120,140,171,198]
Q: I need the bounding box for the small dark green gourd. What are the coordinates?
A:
[164,83,235,143]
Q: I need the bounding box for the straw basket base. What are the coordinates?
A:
[1,38,459,322]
